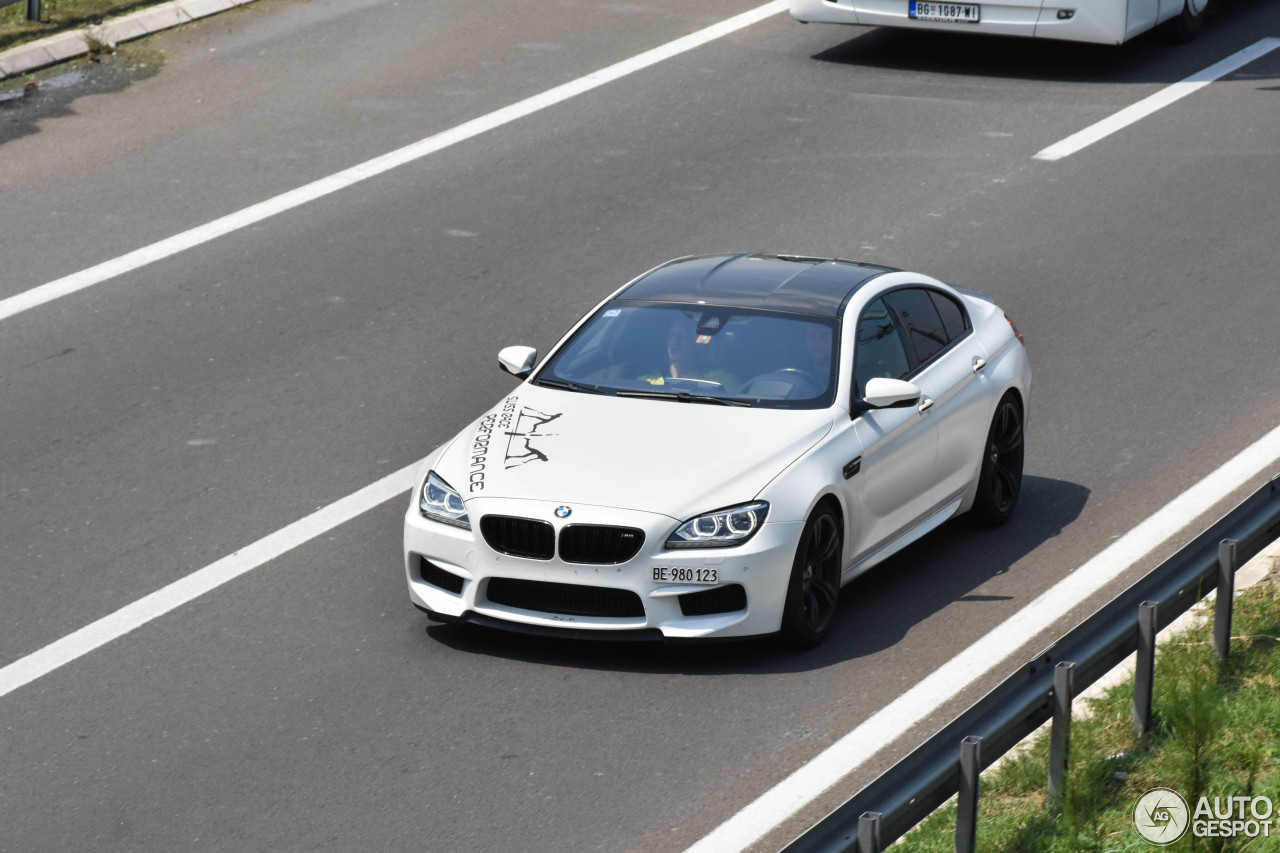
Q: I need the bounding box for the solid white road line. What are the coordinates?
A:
[1034,38,1280,161]
[683,420,1280,853]
[0,1,788,325]
[0,462,420,699]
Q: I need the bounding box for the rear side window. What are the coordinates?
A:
[929,290,969,341]
[884,289,948,366]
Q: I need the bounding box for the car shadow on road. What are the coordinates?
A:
[425,474,1089,675]
[807,0,1269,85]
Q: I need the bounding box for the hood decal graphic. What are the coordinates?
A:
[504,406,562,468]
[467,396,565,493]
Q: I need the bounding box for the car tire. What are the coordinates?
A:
[780,504,842,648]
[1168,0,1208,42]
[971,392,1025,527]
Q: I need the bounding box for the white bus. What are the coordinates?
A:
[790,0,1209,44]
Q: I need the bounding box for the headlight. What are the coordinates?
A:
[419,471,470,529]
[666,502,768,548]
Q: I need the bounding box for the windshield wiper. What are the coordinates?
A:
[535,379,610,395]
[615,389,752,407]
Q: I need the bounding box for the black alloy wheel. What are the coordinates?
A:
[780,505,842,647]
[972,393,1024,526]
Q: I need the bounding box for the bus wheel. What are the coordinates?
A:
[1169,0,1207,42]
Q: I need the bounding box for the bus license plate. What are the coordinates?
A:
[653,566,719,585]
[909,1,980,22]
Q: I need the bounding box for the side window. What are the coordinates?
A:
[854,298,911,396]
[884,289,948,366]
[929,290,969,341]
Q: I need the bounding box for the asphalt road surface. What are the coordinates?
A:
[2,1,1279,850]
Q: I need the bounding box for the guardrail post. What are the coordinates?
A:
[1048,662,1074,802]
[955,736,981,853]
[26,0,40,22]
[857,811,881,853]
[1214,539,1236,663]
[1133,601,1157,735]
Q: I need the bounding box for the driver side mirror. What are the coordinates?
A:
[498,345,538,379]
[852,377,921,416]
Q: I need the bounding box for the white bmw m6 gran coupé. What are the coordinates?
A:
[404,253,1030,646]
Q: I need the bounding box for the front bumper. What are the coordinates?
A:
[404,496,802,640]
[790,0,1126,44]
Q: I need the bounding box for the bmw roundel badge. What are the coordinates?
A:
[555,506,572,519]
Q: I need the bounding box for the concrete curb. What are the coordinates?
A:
[0,0,257,81]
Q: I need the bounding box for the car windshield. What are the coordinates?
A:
[535,302,839,409]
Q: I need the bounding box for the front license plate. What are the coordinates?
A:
[653,566,719,585]
[909,1,980,22]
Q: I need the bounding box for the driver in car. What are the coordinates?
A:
[641,317,740,392]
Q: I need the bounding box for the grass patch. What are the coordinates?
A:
[1,0,184,53]
[897,571,1280,852]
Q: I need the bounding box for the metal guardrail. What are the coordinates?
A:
[783,474,1280,853]
[0,0,42,21]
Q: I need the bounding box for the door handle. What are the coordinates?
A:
[972,356,987,373]
[918,397,935,413]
